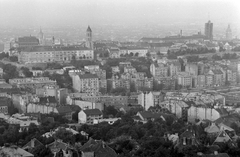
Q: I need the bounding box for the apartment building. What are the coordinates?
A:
[9,77,57,89]
[150,63,168,78]
[72,74,99,93]
[177,72,193,88]
[18,46,94,64]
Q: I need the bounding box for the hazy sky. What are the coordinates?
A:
[0,0,239,28]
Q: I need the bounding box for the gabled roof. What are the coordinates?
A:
[215,108,228,116]
[47,140,70,151]
[80,138,117,157]
[213,130,232,144]
[83,109,102,115]
[22,138,44,150]
[1,145,34,157]
[211,69,223,75]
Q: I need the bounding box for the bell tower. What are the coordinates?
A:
[85,25,93,49]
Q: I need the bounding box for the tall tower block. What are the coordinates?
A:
[204,20,213,40]
[85,25,93,49]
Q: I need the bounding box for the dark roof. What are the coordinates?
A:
[39,96,57,104]
[80,138,117,157]
[215,108,228,116]
[0,88,23,94]
[18,45,90,52]
[47,140,70,151]
[56,106,73,114]
[87,26,92,32]
[17,36,39,43]
[211,69,223,75]
[22,138,44,150]
[83,109,102,115]
[79,74,98,79]
[69,105,81,111]
[150,42,174,47]
[180,130,195,138]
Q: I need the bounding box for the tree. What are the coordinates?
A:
[54,127,75,144]
[103,105,119,118]
[21,67,33,77]
[9,56,18,62]
[30,145,54,157]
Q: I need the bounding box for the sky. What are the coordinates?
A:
[0,0,239,28]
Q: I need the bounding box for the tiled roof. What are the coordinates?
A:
[1,146,34,157]
[213,130,232,144]
[47,140,70,151]
[80,138,117,157]
[215,108,228,116]
[83,109,102,115]
[79,74,98,79]
[22,138,44,150]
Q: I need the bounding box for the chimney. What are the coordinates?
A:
[31,139,35,147]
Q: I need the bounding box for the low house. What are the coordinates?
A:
[78,109,103,124]
[22,138,44,150]
[0,144,34,157]
[47,139,75,157]
[177,129,199,148]
[212,130,232,145]
[204,123,221,136]
[79,138,117,157]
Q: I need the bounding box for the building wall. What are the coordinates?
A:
[78,111,87,123]
[188,106,220,123]
[27,103,58,114]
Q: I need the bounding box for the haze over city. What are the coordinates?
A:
[0,0,239,27]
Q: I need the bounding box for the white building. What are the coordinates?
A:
[78,109,103,124]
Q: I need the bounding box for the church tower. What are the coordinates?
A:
[226,24,232,41]
[38,28,44,45]
[85,25,93,49]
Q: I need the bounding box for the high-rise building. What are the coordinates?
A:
[85,26,93,49]
[205,20,213,40]
[226,24,232,41]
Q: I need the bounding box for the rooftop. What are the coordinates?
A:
[79,74,98,79]
[83,109,102,115]
[18,45,90,52]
